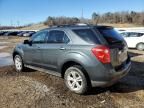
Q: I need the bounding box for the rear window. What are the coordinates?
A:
[96,27,124,44]
[72,29,99,44]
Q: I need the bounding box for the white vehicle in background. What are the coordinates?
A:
[120,31,144,50]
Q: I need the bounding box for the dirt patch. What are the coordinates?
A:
[0,65,144,108]
[0,36,28,53]
[0,46,7,50]
[0,66,117,108]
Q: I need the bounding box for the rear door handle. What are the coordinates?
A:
[60,47,66,50]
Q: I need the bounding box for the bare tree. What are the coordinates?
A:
[44,11,144,26]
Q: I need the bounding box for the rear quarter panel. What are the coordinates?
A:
[57,45,112,81]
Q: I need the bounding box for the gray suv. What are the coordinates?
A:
[13,25,131,94]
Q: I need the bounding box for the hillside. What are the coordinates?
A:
[19,23,143,31]
[20,23,48,30]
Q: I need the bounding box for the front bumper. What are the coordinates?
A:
[91,61,131,87]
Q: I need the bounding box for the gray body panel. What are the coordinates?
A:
[13,25,131,87]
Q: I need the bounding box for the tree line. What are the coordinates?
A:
[92,11,144,25]
[44,11,144,26]
[44,16,80,26]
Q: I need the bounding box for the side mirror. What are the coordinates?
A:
[24,40,32,45]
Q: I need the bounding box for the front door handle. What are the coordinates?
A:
[60,47,66,50]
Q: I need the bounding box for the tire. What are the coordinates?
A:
[136,43,144,51]
[64,65,88,94]
[14,55,25,72]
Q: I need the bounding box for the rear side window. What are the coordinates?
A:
[96,28,124,44]
[72,29,99,44]
[48,30,70,43]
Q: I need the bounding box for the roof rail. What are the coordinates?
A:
[50,24,74,28]
[50,23,92,28]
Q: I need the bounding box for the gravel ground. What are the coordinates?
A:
[0,54,144,108]
[0,36,144,108]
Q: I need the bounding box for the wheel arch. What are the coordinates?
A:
[13,51,22,60]
[136,42,144,50]
[60,60,91,86]
[136,42,144,46]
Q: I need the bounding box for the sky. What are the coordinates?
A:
[0,0,144,26]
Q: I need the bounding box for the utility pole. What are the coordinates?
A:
[10,20,13,26]
[81,8,84,23]
[81,8,83,19]
[17,20,20,27]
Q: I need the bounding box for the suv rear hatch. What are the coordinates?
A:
[94,26,128,68]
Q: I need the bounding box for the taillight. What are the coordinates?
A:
[91,45,111,64]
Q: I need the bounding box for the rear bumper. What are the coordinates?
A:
[91,61,131,87]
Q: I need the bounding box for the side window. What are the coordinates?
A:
[32,31,47,43]
[121,32,129,37]
[129,32,138,37]
[138,33,144,37]
[48,30,70,43]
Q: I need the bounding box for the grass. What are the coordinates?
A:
[19,23,48,30]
